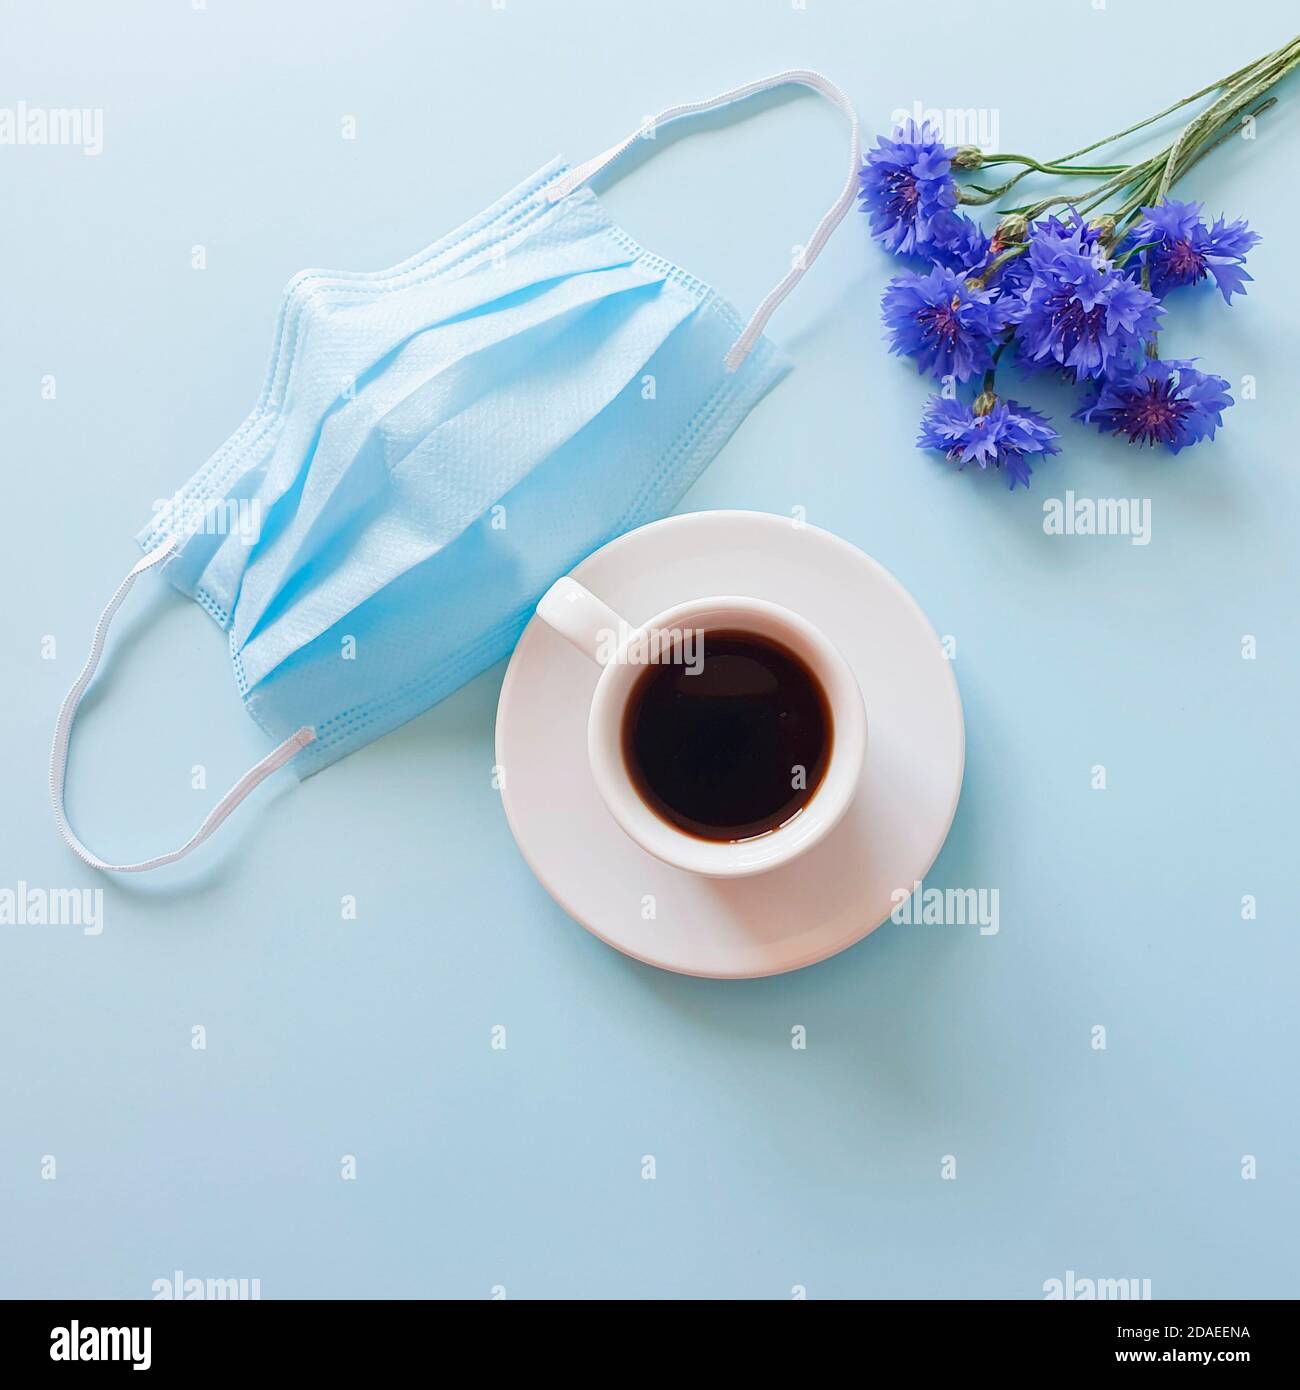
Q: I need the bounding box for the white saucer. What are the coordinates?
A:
[495,511,965,979]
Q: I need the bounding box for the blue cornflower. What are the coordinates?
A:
[995,214,1102,298]
[882,266,1016,383]
[1013,215,1163,381]
[859,120,962,255]
[1125,199,1261,303]
[930,214,993,274]
[918,392,1061,489]
[1074,358,1232,452]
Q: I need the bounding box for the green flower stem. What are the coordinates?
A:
[970,244,1027,287]
[1104,88,1281,233]
[960,160,1126,204]
[1156,39,1300,200]
[1108,181,1158,229]
[958,183,1015,206]
[1142,260,1157,359]
[1019,160,1155,221]
[1076,156,1162,218]
[968,35,1298,217]
[1045,36,1298,166]
[1090,90,1278,272]
[978,154,1127,174]
[1163,55,1297,194]
[961,162,1121,202]
[1157,45,1295,187]
[995,52,1289,231]
[977,335,1016,405]
[1179,96,1277,179]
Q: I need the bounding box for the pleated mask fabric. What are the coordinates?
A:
[51,70,860,872]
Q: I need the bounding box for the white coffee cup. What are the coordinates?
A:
[535,577,867,878]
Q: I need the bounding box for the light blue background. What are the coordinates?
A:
[2,0,1297,1299]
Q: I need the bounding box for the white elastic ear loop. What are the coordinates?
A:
[544,69,861,372]
[50,538,315,873]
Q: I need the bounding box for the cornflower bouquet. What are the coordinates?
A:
[861,34,1299,488]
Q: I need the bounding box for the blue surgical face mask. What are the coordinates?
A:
[51,70,860,872]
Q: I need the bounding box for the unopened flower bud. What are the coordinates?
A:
[952,145,984,170]
[995,213,1029,245]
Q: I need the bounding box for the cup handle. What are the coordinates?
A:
[535,577,628,667]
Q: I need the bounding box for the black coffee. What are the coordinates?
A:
[622,629,832,843]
